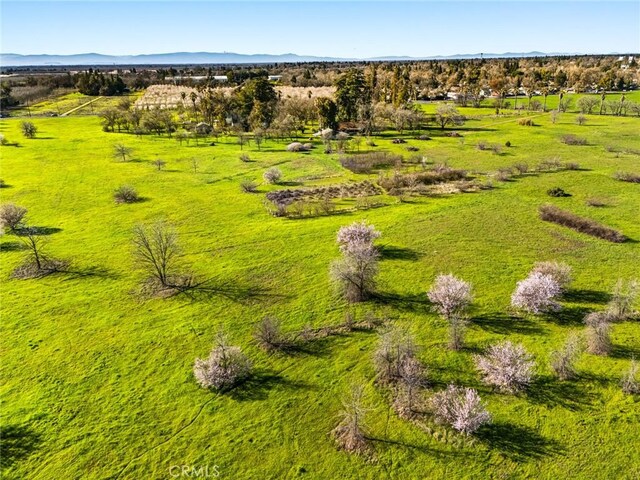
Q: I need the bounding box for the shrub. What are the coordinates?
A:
[575,114,587,125]
[239,153,251,162]
[512,163,529,175]
[563,162,580,170]
[0,203,28,232]
[20,121,38,138]
[263,167,283,184]
[505,140,512,147]
[547,187,570,197]
[586,197,607,207]
[431,385,491,435]
[193,333,252,390]
[286,142,311,152]
[584,312,612,356]
[377,166,467,191]
[240,180,258,193]
[332,385,370,454]
[0,134,8,146]
[113,185,140,204]
[475,341,536,393]
[621,359,639,394]
[476,140,488,151]
[517,118,535,126]
[550,334,582,380]
[495,168,512,182]
[336,221,381,256]
[406,146,419,152]
[606,279,639,321]
[511,272,562,314]
[531,261,572,292]
[613,171,640,183]
[490,144,502,155]
[561,134,587,146]
[539,205,627,243]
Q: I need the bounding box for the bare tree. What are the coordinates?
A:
[434,104,464,130]
[550,333,582,380]
[263,167,282,184]
[331,385,371,454]
[13,227,68,279]
[194,332,252,390]
[584,312,612,356]
[431,385,491,435]
[621,359,639,394]
[475,341,536,393]
[132,222,180,288]
[0,203,27,232]
[330,247,379,303]
[254,316,292,351]
[606,279,639,321]
[113,143,133,162]
[152,158,166,171]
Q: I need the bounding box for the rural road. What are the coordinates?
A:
[60,96,103,116]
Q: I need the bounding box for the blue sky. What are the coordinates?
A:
[1,1,639,57]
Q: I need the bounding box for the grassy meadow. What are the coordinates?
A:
[1,101,639,479]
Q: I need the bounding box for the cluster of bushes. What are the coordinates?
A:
[264,180,381,215]
[339,152,402,173]
[286,142,313,152]
[613,171,640,183]
[377,165,468,192]
[517,118,535,126]
[476,141,502,154]
[561,134,588,146]
[539,205,627,243]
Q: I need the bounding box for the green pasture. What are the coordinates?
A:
[0,106,639,479]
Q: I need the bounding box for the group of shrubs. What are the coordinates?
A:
[339,152,402,174]
[539,204,627,243]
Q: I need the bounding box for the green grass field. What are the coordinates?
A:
[1,105,639,479]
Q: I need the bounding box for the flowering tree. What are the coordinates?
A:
[427,274,473,350]
[194,333,252,390]
[431,385,491,435]
[475,341,536,393]
[531,261,572,292]
[332,385,370,454]
[336,221,381,256]
[511,272,562,314]
[428,274,473,320]
[331,221,381,302]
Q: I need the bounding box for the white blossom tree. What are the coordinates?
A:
[431,385,491,435]
[475,341,536,393]
[511,272,562,314]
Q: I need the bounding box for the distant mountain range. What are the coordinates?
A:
[0,51,615,67]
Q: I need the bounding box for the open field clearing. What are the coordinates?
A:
[1,102,639,480]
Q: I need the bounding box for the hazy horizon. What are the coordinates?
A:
[2,1,639,58]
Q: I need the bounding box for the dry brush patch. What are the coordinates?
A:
[539,205,627,243]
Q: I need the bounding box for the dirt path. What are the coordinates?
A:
[60,96,103,116]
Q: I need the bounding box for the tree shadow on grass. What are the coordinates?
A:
[0,423,42,470]
[62,265,120,280]
[177,277,287,305]
[378,244,421,261]
[0,241,27,252]
[473,312,547,335]
[525,376,595,411]
[371,291,431,313]
[543,305,592,326]
[477,423,563,461]
[228,370,310,402]
[610,343,640,359]
[563,288,610,304]
[16,226,62,236]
